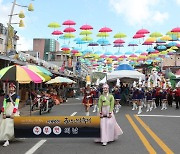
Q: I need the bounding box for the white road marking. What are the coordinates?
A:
[71,112,77,116]
[25,140,46,154]
[137,115,180,118]
[25,111,78,153]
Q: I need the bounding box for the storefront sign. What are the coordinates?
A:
[14,116,100,138]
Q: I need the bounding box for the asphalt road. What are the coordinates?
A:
[0,97,180,154]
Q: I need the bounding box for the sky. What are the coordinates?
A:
[0,0,180,54]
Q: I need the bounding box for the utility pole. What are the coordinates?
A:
[4,0,16,56]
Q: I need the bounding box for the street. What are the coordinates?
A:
[0,97,180,154]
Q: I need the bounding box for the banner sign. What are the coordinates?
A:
[14,116,100,138]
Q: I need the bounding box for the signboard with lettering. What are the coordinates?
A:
[14,116,100,138]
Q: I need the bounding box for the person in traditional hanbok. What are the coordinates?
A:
[0,83,20,147]
[95,83,123,146]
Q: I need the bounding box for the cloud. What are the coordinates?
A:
[16,36,33,51]
[176,0,180,5]
[109,0,169,26]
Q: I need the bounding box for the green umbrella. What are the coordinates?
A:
[82,36,93,41]
[97,32,109,37]
[79,30,92,35]
[64,33,75,38]
[150,32,163,38]
[114,32,127,38]
[48,22,60,28]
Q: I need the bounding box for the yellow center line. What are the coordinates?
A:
[134,115,174,154]
[126,114,156,154]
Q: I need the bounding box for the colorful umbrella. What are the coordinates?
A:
[136,28,150,34]
[79,30,92,35]
[114,32,127,38]
[52,30,63,35]
[0,65,43,83]
[62,20,76,26]
[80,24,93,30]
[99,27,112,32]
[63,27,76,33]
[133,34,145,39]
[46,76,76,84]
[113,39,125,44]
[97,32,110,37]
[171,27,180,33]
[26,65,53,76]
[48,22,60,28]
[150,32,163,38]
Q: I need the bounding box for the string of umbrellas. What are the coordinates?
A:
[47,20,180,72]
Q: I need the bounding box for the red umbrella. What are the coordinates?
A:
[129,54,137,58]
[99,27,112,32]
[80,24,93,30]
[113,39,125,44]
[171,27,180,33]
[52,30,63,35]
[133,34,145,39]
[136,28,150,34]
[62,20,76,25]
[61,47,70,51]
[142,41,153,45]
[64,27,76,33]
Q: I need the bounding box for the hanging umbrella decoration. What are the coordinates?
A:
[0,65,43,83]
[62,20,76,44]
[48,22,60,29]
[128,40,138,51]
[113,39,125,52]
[51,30,63,40]
[79,24,93,43]
[98,27,112,48]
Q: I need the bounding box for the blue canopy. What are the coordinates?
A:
[115,64,134,71]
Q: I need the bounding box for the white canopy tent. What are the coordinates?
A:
[107,61,145,82]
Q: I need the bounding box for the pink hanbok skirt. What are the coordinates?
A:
[96,106,123,143]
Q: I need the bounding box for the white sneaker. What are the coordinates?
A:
[3,140,9,147]
[102,142,107,146]
[146,109,149,112]
[92,109,96,113]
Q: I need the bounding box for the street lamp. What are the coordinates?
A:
[4,0,34,55]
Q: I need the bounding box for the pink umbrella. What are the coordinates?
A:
[142,41,153,45]
[113,39,125,44]
[136,28,150,34]
[61,47,70,51]
[141,52,148,56]
[171,27,180,33]
[64,27,76,33]
[133,34,145,39]
[119,55,127,58]
[100,55,107,58]
[71,50,79,54]
[52,30,63,35]
[99,27,112,32]
[80,24,93,30]
[62,20,76,26]
[129,54,137,58]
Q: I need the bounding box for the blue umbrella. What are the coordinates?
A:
[157,45,166,50]
[125,51,133,55]
[104,51,112,55]
[167,42,177,47]
[146,47,155,52]
[135,50,143,54]
[61,44,69,48]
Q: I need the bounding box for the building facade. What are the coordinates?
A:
[0,23,19,54]
[33,38,59,60]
